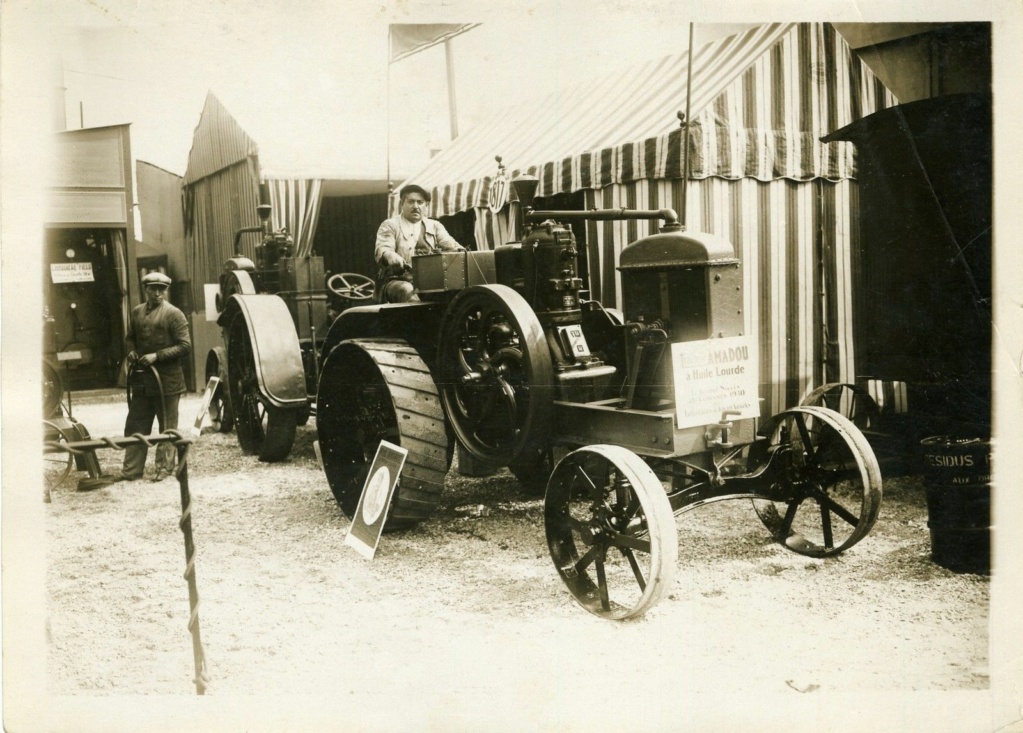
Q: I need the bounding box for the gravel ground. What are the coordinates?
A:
[14,390,1019,731]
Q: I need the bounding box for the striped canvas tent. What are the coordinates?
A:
[396,23,896,415]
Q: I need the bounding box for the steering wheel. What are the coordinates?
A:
[326,272,375,302]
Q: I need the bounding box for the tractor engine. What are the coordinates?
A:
[617,227,743,411]
[494,220,617,399]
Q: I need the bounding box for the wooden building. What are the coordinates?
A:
[44,124,137,390]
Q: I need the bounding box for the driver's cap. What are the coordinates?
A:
[142,272,172,288]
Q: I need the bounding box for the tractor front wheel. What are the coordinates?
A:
[750,406,882,557]
[545,445,678,620]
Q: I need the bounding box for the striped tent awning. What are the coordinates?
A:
[398,23,893,218]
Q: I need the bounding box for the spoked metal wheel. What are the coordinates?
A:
[438,285,554,466]
[801,383,881,432]
[216,269,256,312]
[204,347,234,433]
[43,419,75,492]
[43,359,64,418]
[226,316,297,461]
[751,406,882,557]
[801,381,905,471]
[545,445,678,620]
[317,339,453,529]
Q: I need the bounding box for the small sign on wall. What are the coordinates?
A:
[50,262,95,284]
[671,336,760,429]
[344,441,408,560]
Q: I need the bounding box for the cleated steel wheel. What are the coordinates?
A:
[317,339,453,530]
[751,406,882,557]
[438,285,554,467]
[545,445,678,620]
[227,315,297,461]
[204,347,234,433]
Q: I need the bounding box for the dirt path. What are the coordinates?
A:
[32,392,1002,731]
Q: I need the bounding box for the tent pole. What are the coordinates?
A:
[386,27,392,193]
[445,38,459,139]
[680,22,695,231]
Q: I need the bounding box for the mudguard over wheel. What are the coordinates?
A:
[226,314,298,461]
[751,406,882,557]
[317,339,453,529]
[545,445,678,620]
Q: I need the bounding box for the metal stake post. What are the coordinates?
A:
[44,431,211,694]
[174,440,209,695]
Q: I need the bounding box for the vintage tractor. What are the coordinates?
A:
[208,192,375,460]
[316,174,882,619]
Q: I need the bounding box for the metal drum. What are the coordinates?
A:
[919,435,992,574]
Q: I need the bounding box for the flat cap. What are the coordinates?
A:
[400,183,431,202]
[142,271,172,287]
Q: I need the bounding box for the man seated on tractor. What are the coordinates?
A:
[374,183,464,302]
[113,271,191,482]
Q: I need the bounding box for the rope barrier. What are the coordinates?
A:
[43,429,194,455]
[45,430,210,695]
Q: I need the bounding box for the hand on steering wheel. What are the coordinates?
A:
[326,272,375,302]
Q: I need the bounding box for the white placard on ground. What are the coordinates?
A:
[344,441,409,560]
[193,376,220,431]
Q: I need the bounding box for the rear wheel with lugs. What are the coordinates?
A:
[317,339,453,529]
[43,359,64,418]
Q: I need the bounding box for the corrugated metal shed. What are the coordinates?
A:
[181,92,397,314]
[183,95,258,186]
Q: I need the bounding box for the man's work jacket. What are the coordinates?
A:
[374,215,463,283]
[126,300,192,396]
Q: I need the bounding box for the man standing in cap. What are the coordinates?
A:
[114,271,191,482]
[375,183,465,302]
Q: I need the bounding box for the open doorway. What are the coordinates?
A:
[44,228,127,390]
